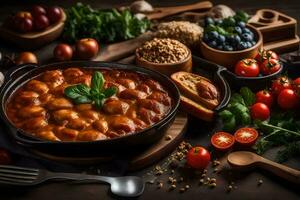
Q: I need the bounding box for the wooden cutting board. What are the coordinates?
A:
[30,112,188,171]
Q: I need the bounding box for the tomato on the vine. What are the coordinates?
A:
[265,50,279,61]
[255,48,279,64]
[234,127,259,147]
[271,76,292,96]
[186,146,211,169]
[250,103,270,121]
[234,59,259,77]
[277,89,299,109]
[260,58,281,75]
[255,90,273,107]
[211,132,235,151]
[293,77,300,96]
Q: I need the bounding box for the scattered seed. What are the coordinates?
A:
[210,178,217,183]
[169,184,176,191]
[258,179,263,186]
[209,183,217,188]
[148,180,154,184]
[185,185,190,189]
[201,173,206,178]
[179,177,184,182]
[227,185,233,192]
[165,135,172,141]
[203,169,208,173]
[199,179,204,185]
[157,182,163,189]
[213,168,219,173]
[171,170,175,174]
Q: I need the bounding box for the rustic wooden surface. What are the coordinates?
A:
[0,1,300,200]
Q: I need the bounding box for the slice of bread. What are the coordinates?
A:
[171,72,219,110]
[180,96,214,122]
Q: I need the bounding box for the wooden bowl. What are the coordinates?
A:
[0,11,66,50]
[200,24,263,69]
[135,48,192,76]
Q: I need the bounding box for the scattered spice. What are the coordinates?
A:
[157,182,163,189]
[136,38,189,64]
[258,179,263,186]
[179,188,186,193]
[169,184,176,191]
[156,21,203,48]
[165,135,172,141]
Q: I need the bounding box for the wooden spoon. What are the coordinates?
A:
[227,151,300,184]
[146,1,213,20]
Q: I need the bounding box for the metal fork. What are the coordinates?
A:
[0,165,145,197]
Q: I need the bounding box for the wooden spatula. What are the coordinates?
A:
[227,151,300,184]
[146,1,213,20]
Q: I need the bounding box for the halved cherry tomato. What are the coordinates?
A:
[271,76,292,96]
[186,146,211,169]
[260,58,281,75]
[211,132,235,151]
[0,148,12,165]
[277,89,299,109]
[234,127,259,147]
[234,59,259,77]
[255,90,273,107]
[250,103,270,121]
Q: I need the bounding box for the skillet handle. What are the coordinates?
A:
[215,67,231,111]
[4,63,39,80]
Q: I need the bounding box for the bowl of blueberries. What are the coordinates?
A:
[200,11,263,69]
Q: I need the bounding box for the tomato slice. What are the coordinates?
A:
[234,128,258,147]
[211,132,235,151]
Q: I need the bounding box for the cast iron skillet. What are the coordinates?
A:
[0,61,181,156]
[0,59,231,156]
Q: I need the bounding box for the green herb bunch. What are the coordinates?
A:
[64,71,117,109]
[218,87,255,132]
[63,2,150,43]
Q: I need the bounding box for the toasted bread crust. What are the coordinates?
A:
[171,72,219,109]
[180,96,214,121]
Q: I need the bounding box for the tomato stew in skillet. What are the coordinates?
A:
[5,68,172,142]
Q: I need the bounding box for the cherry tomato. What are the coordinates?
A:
[31,5,47,17]
[250,103,270,121]
[260,58,281,75]
[277,89,299,109]
[265,50,279,61]
[14,16,33,33]
[186,146,211,169]
[46,6,63,24]
[234,127,259,147]
[271,76,292,96]
[53,43,73,61]
[255,90,273,107]
[0,148,12,165]
[293,77,300,96]
[255,48,265,64]
[234,59,259,77]
[33,15,49,31]
[75,38,99,60]
[211,132,235,151]
[15,52,38,65]
[15,11,33,20]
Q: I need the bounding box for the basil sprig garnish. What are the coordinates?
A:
[64,71,117,109]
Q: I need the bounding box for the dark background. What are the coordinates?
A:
[0,1,300,200]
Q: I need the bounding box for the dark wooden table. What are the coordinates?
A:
[0,1,300,200]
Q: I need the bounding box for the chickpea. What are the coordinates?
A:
[17,106,46,118]
[52,109,78,122]
[93,119,108,133]
[103,100,129,115]
[47,98,73,110]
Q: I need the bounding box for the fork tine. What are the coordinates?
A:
[0,168,38,176]
[0,176,34,184]
[0,172,37,180]
[0,165,39,172]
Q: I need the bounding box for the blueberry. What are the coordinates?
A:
[224,45,233,51]
[237,42,248,50]
[251,41,257,46]
[226,35,234,43]
[232,35,241,45]
[208,40,217,48]
[205,17,215,27]
[215,19,223,25]
[209,31,219,40]
[243,28,251,33]
[216,45,223,50]
[237,21,246,28]
[242,33,253,41]
[246,41,253,48]
[218,34,226,44]
[234,26,242,35]
[203,33,209,42]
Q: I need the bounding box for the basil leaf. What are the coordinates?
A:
[229,93,245,106]
[94,98,105,109]
[103,87,117,98]
[240,87,255,107]
[64,84,90,99]
[91,71,104,94]
[74,96,92,104]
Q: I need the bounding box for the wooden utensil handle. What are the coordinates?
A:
[258,157,300,184]
[147,1,213,20]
